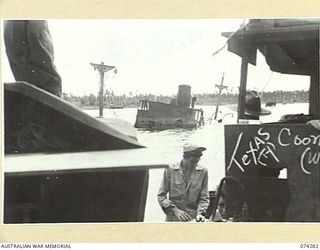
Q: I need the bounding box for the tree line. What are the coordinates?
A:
[62,90,309,109]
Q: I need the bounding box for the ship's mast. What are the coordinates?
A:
[90,62,117,117]
[214,72,228,120]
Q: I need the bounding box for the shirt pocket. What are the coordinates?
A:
[170,179,185,198]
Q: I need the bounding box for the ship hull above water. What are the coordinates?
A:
[134,101,202,130]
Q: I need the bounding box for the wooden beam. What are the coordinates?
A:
[5,82,142,148]
[223,25,319,43]
[98,70,104,117]
[309,73,320,119]
[4,148,169,174]
[237,58,248,121]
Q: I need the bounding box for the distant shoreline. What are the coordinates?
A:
[78,101,309,110]
[63,90,309,110]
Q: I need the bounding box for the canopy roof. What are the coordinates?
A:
[223,19,319,76]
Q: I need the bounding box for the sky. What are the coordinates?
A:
[2,19,310,96]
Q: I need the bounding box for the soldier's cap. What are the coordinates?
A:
[183,143,206,156]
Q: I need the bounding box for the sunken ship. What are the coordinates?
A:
[134,84,204,130]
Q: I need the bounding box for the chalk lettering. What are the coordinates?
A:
[228,130,280,173]
[254,136,265,149]
[265,145,280,163]
[294,134,320,147]
[310,134,320,146]
[266,141,276,150]
[242,154,251,166]
[301,147,320,175]
[258,127,270,140]
[294,135,303,146]
[229,126,319,175]
[308,151,320,165]
[258,145,280,166]
[300,147,312,174]
[302,137,311,145]
[278,128,291,146]
[227,132,245,172]
[247,141,258,165]
[257,148,268,166]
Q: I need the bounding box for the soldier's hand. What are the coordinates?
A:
[173,208,192,222]
[196,214,206,222]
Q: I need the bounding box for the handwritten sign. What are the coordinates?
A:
[224,124,320,222]
[225,124,320,176]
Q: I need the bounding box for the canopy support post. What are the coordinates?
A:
[237,58,248,122]
[309,73,319,119]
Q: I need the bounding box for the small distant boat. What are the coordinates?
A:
[109,103,125,109]
[105,91,125,109]
[265,101,276,107]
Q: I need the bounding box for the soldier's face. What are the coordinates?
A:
[186,155,201,168]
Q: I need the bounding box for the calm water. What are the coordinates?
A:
[84,103,308,222]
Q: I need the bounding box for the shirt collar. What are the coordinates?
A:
[173,162,204,171]
[173,162,181,170]
[195,165,204,170]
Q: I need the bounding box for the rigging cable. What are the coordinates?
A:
[212,19,248,57]
[260,71,273,94]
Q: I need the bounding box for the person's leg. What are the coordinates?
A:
[4,20,62,97]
